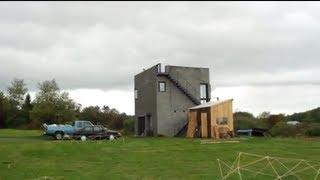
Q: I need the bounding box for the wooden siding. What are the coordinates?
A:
[186,111,197,138]
[187,99,234,139]
[201,112,208,138]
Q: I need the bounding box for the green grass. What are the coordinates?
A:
[0,129,320,179]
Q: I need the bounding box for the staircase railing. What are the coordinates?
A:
[174,121,189,137]
[167,70,201,105]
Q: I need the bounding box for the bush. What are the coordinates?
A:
[304,124,320,136]
[146,129,154,136]
[123,118,134,135]
[234,112,257,130]
[262,114,286,129]
[234,118,256,130]
[270,122,296,137]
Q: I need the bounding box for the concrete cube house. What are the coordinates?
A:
[134,63,211,136]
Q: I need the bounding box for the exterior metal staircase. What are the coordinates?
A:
[157,66,201,137]
[157,72,201,106]
[175,121,190,137]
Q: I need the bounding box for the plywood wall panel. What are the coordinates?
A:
[201,113,208,138]
[186,111,197,138]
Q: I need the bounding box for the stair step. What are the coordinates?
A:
[165,74,199,105]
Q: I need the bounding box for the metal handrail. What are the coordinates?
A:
[157,63,201,104]
[168,70,200,102]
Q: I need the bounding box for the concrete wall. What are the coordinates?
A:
[156,75,195,136]
[156,65,210,136]
[134,65,158,135]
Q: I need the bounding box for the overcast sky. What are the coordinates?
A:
[1,2,320,116]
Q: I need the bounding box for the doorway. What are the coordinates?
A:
[138,116,145,135]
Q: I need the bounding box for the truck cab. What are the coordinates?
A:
[73,121,94,131]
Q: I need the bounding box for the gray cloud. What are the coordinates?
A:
[1,2,320,92]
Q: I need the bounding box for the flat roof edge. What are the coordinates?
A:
[189,99,233,110]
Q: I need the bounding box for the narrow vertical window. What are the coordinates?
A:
[158,81,166,92]
[157,63,166,73]
[200,83,208,103]
[135,90,138,99]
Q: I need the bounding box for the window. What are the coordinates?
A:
[83,121,93,127]
[84,126,92,132]
[157,64,166,73]
[200,83,208,103]
[216,117,228,125]
[158,81,166,92]
[93,126,103,132]
[134,90,138,99]
[76,122,83,128]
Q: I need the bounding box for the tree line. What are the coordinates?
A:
[0,79,134,134]
[234,109,320,137]
[1,78,319,137]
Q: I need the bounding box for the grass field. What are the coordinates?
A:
[0,129,320,180]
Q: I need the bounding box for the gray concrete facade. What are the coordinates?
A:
[134,63,211,136]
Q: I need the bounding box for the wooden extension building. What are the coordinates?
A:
[186,99,234,139]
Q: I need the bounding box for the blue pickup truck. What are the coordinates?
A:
[43,120,121,140]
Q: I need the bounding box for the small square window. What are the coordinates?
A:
[158,81,166,92]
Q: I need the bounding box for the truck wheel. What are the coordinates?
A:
[55,132,64,140]
[109,134,115,141]
[81,136,87,141]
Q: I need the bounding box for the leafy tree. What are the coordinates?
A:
[102,105,110,113]
[0,92,8,128]
[30,79,77,127]
[270,122,296,137]
[257,111,271,119]
[123,116,135,135]
[304,108,320,123]
[20,94,33,126]
[287,107,320,123]
[304,123,320,136]
[79,105,131,131]
[233,112,257,130]
[80,106,102,124]
[287,112,304,122]
[74,103,82,119]
[110,112,125,130]
[263,114,286,129]
[5,79,28,127]
[23,94,33,110]
[7,78,28,108]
